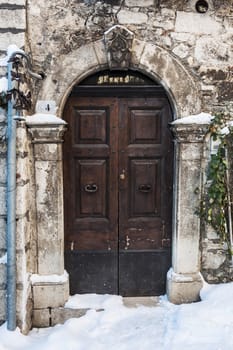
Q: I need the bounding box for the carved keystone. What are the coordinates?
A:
[104,25,134,70]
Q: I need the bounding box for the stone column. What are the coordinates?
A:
[167,119,209,304]
[26,114,69,310]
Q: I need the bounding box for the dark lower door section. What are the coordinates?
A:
[119,250,171,296]
[65,251,118,294]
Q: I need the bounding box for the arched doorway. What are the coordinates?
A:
[63,70,174,297]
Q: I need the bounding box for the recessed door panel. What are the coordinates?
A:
[130,159,160,216]
[77,159,107,218]
[130,109,161,144]
[75,109,107,144]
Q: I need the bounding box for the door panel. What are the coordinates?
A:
[63,94,173,296]
[64,97,118,294]
[129,109,161,144]
[130,159,160,216]
[119,250,171,296]
[118,98,173,295]
[78,159,107,217]
[65,251,118,294]
[76,109,107,144]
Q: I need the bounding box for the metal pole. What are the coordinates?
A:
[6,61,16,331]
[5,51,43,331]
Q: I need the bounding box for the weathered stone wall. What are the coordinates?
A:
[26,0,233,115]
[16,122,37,333]
[25,0,233,284]
[0,0,25,57]
[0,0,233,331]
[0,119,36,331]
[0,0,26,328]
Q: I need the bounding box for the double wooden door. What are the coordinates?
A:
[63,95,173,296]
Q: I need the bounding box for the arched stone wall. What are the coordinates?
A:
[38,37,202,119]
[30,30,205,309]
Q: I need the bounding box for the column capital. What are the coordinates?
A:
[26,113,67,144]
[170,122,209,143]
[170,113,212,143]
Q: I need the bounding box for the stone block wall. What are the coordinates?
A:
[0,119,36,331]
[0,0,25,56]
[25,0,233,285]
[0,0,232,331]
[15,122,37,332]
[26,0,233,115]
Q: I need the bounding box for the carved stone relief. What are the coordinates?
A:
[104,25,134,69]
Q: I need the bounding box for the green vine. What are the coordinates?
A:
[199,113,233,252]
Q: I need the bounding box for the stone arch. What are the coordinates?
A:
[32,30,205,309]
[38,37,201,118]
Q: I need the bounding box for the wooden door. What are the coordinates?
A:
[63,95,173,296]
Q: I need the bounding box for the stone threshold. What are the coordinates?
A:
[123,296,160,308]
[33,307,104,328]
[33,296,160,328]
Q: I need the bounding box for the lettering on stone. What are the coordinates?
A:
[97,74,145,85]
[104,25,134,69]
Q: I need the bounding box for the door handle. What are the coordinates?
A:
[84,183,98,193]
[138,184,152,193]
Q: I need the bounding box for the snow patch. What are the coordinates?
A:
[0,77,8,92]
[220,121,233,136]
[26,113,67,125]
[0,114,6,122]
[172,112,213,125]
[65,293,123,310]
[1,282,233,349]
[0,253,7,264]
[0,44,24,67]
[31,270,68,284]
[167,267,197,282]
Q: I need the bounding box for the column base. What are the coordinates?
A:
[166,268,203,304]
[31,271,69,309]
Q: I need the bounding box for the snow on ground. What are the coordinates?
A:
[1,281,233,350]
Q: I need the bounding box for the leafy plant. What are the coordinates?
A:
[199,113,233,251]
